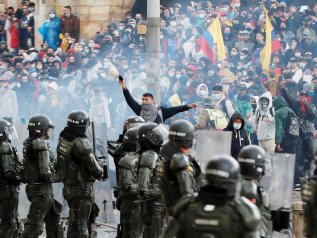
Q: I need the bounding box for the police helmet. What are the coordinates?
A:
[124,116,145,130]
[123,127,139,144]
[169,119,195,149]
[205,154,240,197]
[67,110,90,128]
[238,145,266,179]
[0,119,18,141]
[28,114,54,138]
[138,122,168,146]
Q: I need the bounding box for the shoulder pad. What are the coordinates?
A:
[140,150,159,169]
[32,138,48,151]
[173,194,196,217]
[233,196,261,231]
[170,153,190,171]
[241,179,257,200]
[258,187,271,208]
[73,138,92,156]
[118,153,137,170]
[0,141,12,154]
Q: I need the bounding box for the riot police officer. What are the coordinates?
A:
[0,120,22,237]
[158,119,202,215]
[117,127,142,238]
[302,150,317,237]
[238,145,273,237]
[163,154,261,238]
[112,116,145,182]
[22,114,63,238]
[57,110,103,238]
[137,122,167,238]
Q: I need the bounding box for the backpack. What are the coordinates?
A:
[285,109,299,137]
[255,107,274,122]
[206,108,228,130]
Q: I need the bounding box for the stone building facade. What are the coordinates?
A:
[2,0,135,47]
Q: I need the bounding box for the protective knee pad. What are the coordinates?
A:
[22,223,43,238]
[0,222,18,238]
[69,199,92,238]
[46,222,64,238]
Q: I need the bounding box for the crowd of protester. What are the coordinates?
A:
[0,0,317,184]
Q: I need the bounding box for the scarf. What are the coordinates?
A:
[299,95,312,113]
[140,103,159,122]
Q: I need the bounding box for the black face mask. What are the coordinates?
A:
[103,40,112,45]
[16,67,23,73]
[187,71,193,77]
[248,71,255,77]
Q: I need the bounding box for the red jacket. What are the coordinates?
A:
[10,23,19,48]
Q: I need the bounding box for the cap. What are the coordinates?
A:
[305,52,313,56]
[299,5,309,13]
[240,30,250,35]
[299,90,309,96]
[289,57,296,62]
[239,84,247,90]
[303,83,313,92]
[212,84,223,92]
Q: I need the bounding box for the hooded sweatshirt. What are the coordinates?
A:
[255,91,275,140]
[272,96,291,144]
[224,111,250,159]
[187,83,209,105]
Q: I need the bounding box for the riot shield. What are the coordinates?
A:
[193,130,232,173]
[267,153,295,211]
[88,121,115,223]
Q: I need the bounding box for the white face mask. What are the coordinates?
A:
[175,74,181,79]
[233,123,241,130]
[168,72,175,77]
[299,63,306,69]
[295,52,301,57]
[170,21,177,27]
[49,14,55,19]
[31,72,38,78]
[212,93,221,101]
[199,89,207,97]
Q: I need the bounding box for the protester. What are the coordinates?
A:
[38,10,60,49]
[224,111,250,159]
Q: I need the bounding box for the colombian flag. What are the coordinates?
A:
[260,7,282,72]
[196,16,226,63]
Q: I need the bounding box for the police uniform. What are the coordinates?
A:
[136,122,167,238]
[57,110,103,238]
[238,145,273,238]
[0,120,22,238]
[118,152,142,238]
[158,120,202,215]
[22,115,63,238]
[116,127,143,238]
[163,154,261,238]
